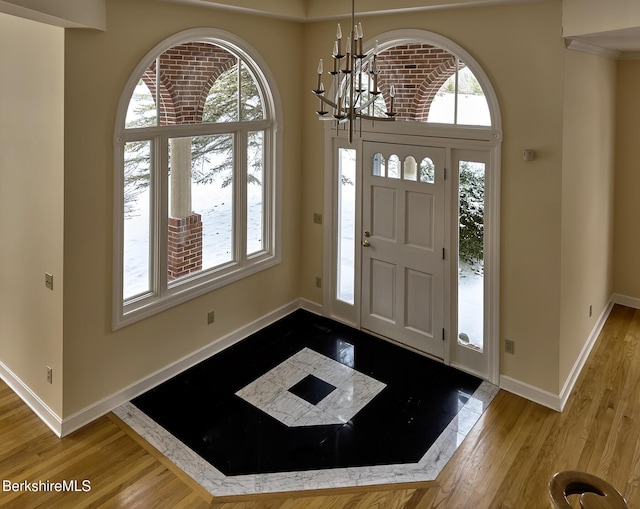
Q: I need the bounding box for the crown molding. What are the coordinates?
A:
[155,0,547,22]
[565,37,623,60]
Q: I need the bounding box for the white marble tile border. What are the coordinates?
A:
[113,380,498,497]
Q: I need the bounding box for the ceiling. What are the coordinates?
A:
[572,27,640,54]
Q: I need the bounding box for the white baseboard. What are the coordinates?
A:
[612,293,640,310]
[499,375,563,411]
[500,296,614,412]
[0,361,63,437]
[60,300,306,437]
[299,298,323,315]
[557,298,614,411]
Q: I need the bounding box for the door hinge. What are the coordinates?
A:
[442,247,445,260]
[444,167,447,180]
[442,328,445,341]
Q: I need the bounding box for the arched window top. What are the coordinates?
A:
[116,28,280,138]
[374,43,490,127]
[333,29,502,139]
[124,40,269,130]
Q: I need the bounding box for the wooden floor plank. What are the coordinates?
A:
[2,304,640,508]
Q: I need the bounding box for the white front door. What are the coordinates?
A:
[361,141,446,359]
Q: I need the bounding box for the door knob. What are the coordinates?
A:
[362,240,370,247]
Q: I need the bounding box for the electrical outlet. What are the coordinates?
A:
[505,339,515,355]
[47,367,53,384]
[207,310,215,325]
[313,213,323,225]
[315,277,322,288]
[45,273,54,291]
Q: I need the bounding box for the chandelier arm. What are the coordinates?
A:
[354,95,377,112]
[314,94,339,111]
[358,113,396,122]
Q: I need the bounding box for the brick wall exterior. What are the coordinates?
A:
[142,42,237,126]
[376,44,463,122]
[167,213,203,281]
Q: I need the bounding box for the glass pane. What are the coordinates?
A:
[359,70,387,117]
[240,61,265,121]
[420,157,435,183]
[126,79,157,129]
[203,62,240,123]
[247,131,265,255]
[373,152,385,177]
[403,156,417,181]
[388,154,400,179]
[456,66,491,126]
[168,134,234,282]
[458,160,485,352]
[428,71,456,124]
[123,140,152,300]
[337,148,356,304]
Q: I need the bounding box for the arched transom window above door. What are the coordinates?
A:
[370,43,491,126]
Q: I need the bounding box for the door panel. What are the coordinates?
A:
[406,191,434,249]
[370,260,396,321]
[405,268,433,335]
[371,187,397,241]
[361,142,445,358]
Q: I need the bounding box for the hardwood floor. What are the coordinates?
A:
[1,304,639,508]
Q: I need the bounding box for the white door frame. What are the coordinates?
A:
[323,131,500,384]
[321,30,502,384]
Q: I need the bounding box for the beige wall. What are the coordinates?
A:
[560,50,616,388]
[0,13,65,416]
[614,61,640,301]
[62,0,302,416]
[563,0,640,37]
[301,0,566,393]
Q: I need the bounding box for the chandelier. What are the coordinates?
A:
[312,0,396,142]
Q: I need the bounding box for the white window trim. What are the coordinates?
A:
[113,28,283,330]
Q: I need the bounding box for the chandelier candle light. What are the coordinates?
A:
[312,0,396,142]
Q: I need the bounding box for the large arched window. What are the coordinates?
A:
[113,29,281,328]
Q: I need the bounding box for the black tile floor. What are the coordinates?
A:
[131,309,483,477]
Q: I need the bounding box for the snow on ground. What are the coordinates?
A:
[123,180,262,299]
